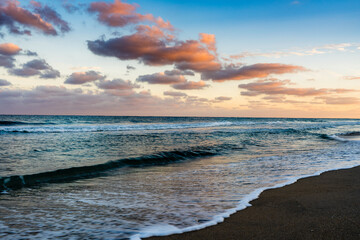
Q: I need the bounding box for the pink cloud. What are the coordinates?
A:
[0,0,55,35]
[238,79,355,97]
[202,63,306,82]
[0,0,70,36]
[318,96,360,105]
[0,86,218,115]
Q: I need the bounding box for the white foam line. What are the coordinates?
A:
[328,135,348,142]
[130,163,360,240]
[0,121,234,133]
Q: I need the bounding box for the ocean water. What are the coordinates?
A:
[0,115,360,239]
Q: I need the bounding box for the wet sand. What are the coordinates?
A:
[148,166,360,240]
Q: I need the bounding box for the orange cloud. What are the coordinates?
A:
[199,33,216,52]
[88,32,220,72]
[202,63,306,82]
[88,0,173,30]
[154,16,173,31]
[87,1,220,72]
[0,43,21,55]
[135,24,174,41]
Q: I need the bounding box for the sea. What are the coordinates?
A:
[0,115,360,239]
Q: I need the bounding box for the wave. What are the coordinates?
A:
[0,120,54,126]
[320,131,360,142]
[340,131,360,137]
[0,144,238,192]
[0,121,233,134]
[0,121,26,125]
[1,118,360,134]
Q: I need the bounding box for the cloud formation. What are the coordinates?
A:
[65,71,106,84]
[163,91,187,97]
[31,1,71,33]
[172,80,209,90]
[238,79,355,97]
[61,1,81,14]
[0,85,222,115]
[9,59,60,79]
[202,63,306,82]
[164,69,195,76]
[0,0,70,36]
[0,79,11,86]
[318,96,360,105]
[214,96,232,101]
[199,33,216,52]
[23,59,50,70]
[88,0,172,30]
[0,42,21,55]
[137,72,186,84]
[96,79,139,90]
[127,65,136,70]
[88,32,220,72]
[0,54,15,68]
[9,67,40,77]
[137,69,208,90]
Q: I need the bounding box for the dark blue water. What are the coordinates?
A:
[0,116,360,239]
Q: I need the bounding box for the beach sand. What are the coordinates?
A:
[147,166,360,240]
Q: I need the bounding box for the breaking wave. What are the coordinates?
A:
[0,144,239,192]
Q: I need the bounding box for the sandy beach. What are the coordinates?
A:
[148,166,360,240]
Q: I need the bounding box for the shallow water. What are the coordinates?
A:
[0,116,360,239]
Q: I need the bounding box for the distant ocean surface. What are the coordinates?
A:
[1,115,360,239]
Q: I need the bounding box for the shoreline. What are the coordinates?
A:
[144,165,360,240]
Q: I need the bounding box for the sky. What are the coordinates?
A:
[0,0,360,117]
